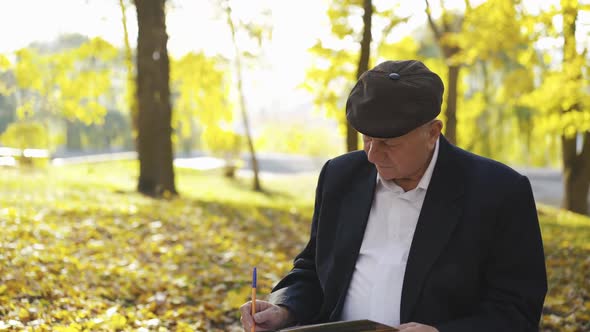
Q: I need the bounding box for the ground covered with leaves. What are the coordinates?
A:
[1,162,589,331]
[538,206,590,331]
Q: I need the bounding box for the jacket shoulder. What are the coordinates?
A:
[452,145,525,185]
[320,150,372,190]
[329,150,368,169]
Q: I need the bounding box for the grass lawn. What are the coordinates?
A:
[0,161,589,331]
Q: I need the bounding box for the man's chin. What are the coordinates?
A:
[376,170,398,181]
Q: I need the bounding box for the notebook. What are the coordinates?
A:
[275,319,398,332]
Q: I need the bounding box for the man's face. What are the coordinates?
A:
[362,121,442,181]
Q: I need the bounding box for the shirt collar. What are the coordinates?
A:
[376,137,440,194]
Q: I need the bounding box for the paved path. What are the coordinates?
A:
[515,167,576,210]
[51,152,588,212]
[191,155,587,211]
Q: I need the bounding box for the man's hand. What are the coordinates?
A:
[240,300,295,332]
[398,322,439,332]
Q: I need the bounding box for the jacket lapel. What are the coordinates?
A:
[328,162,377,320]
[400,136,465,323]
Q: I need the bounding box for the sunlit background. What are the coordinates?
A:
[1,0,590,331]
[1,0,589,162]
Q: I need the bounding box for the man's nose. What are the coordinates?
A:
[366,142,381,164]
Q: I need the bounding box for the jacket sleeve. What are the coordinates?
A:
[268,160,330,324]
[435,175,548,332]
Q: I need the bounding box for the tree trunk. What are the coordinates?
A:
[134,0,177,197]
[444,64,460,145]
[348,0,373,152]
[424,0,462,146]
[346,123,358,152]
[562,133,590,214]
[477,60,492,157]
[119,0,139,139]
[236,66,261,191]
[225,1,262,191]
[561,0,589,214]
[66,120,82,151]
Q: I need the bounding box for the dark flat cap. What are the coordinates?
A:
[346,60,444,138]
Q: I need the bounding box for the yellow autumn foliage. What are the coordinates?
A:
[0,160,589,331]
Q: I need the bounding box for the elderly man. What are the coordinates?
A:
[240,60,547,332]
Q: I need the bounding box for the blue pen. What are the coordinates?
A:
[251,267,257,332]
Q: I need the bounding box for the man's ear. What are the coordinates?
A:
[430,119,443,139]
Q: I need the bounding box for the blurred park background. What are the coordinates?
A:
[0,0,589,331]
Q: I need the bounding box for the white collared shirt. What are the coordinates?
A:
[340,138,440,327]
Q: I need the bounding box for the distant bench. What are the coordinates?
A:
[0,147,49,167]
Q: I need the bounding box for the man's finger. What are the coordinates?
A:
[399,322,419,330]
[240,315,251,332]
[241,313,253,328]
[255,300,274,312]
[253,308,275,324]
[241,301,266,316]
[239,302,254,331]
[240,301,251,315]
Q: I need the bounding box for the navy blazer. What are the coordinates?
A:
[269,136,547,331]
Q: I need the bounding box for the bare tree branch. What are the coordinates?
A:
[439,0,451,31]
[376,15,410,54]
[425,0,442,41]
[582,131,590,161]
[459,0,472,27]
[464,0,472,11]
